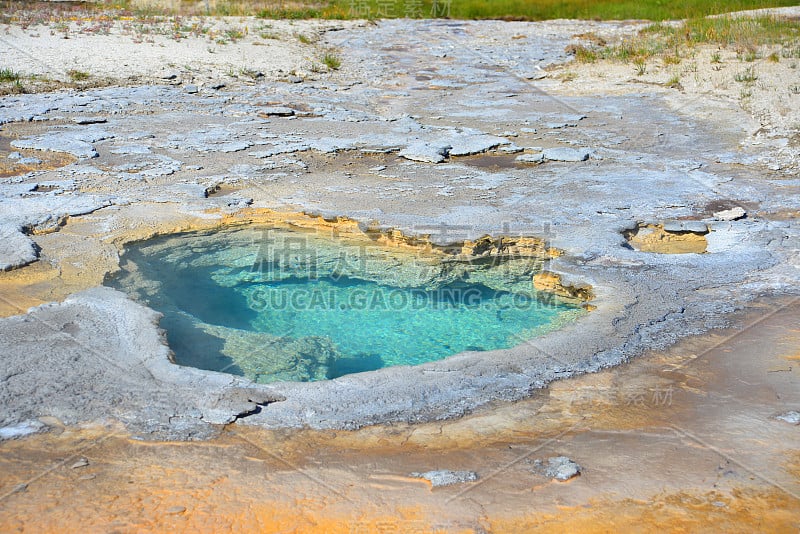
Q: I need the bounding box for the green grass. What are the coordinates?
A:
[0,68,20,82]
[734,65,758,82]
[322,52,341,70]
[36,0,800,22]
[315,0,799,21]
[571,14,800,72]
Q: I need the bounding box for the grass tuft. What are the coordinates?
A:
[322,52,341,70]
[734,66,758,82]
[67,69,90,81]
[0,68,20,82]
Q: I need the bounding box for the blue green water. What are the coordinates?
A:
[110,227,581,383]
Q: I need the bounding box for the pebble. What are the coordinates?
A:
[288,76,303,84]
[185,85,199,94]
[165,506,186,514]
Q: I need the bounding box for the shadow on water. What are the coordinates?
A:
[327,353,385,379]
[160,312,244,376]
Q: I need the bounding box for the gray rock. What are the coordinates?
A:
[0,419,46,440]
[775,411,800,425]
[499,144,523,154]
[73,117,107,125]
[0,287,284,440]
[259,106,295,117]
[542,147,591,162]
[534,456,581,481]
[714,206,746,221]
[448,134,507,156]
[11,127,114,159]
[166,506,186,514]
[399,142,451,163]
[410,470,478,487]
[516,153,544,164]
[288,75,303,84]
[0,227,38,271]
[185,84,199,94]
[662,220,708,233]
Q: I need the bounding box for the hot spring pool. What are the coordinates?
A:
[109,224,582,383]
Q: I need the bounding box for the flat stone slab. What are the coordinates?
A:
[399,142,451,163]
[542,147,592,162]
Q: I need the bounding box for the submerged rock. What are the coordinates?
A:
[410,470,478,487]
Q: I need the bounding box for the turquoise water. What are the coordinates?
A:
[110,226,581,383]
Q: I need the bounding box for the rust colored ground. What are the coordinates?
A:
[0,300,798,532]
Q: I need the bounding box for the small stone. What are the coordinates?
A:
[161,72,179,80]
[369,165,387,172]
[410,470,478,487]
[7,151,22,160]
[288,75,303,84]
[165,506,186,514]
[712,501,727,508]
[70,458,89,469]
[516,153,544,164]
[185,84,199,94]
[78,474,96,481]
[520,127,537,133]
[775,411,800,425]
[713,206,746,221]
